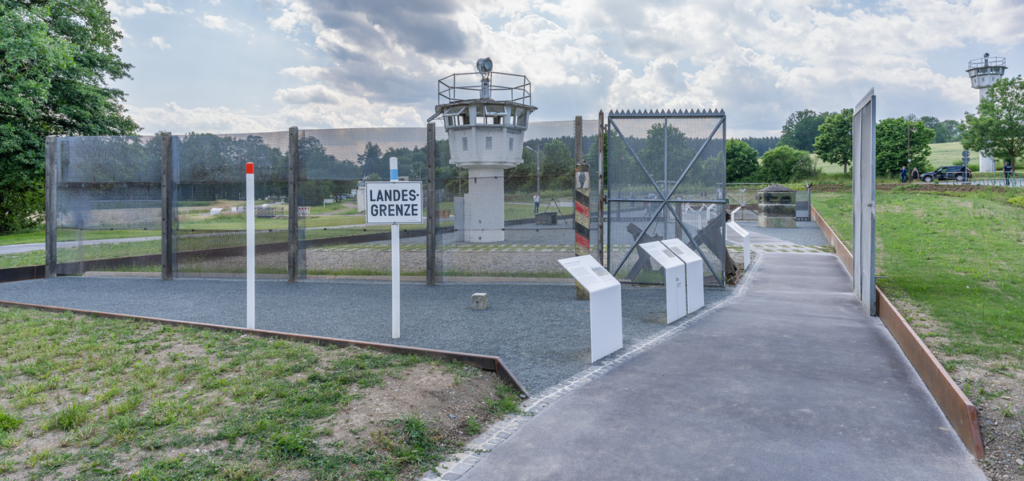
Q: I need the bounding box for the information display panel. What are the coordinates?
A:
[640,241,687,323]
[661,239,705,313]
[558,255,623,362]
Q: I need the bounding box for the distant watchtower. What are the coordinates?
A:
[436,58,537,242]
[967,53,1008,172]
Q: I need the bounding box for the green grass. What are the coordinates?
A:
[0,307,517,479]
[813,188,1024,361]
[928,141,980,169]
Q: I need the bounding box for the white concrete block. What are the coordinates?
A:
[471,293,488,310]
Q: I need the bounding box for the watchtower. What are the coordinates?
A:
[436,59,537,242]
[967,53,1008,172]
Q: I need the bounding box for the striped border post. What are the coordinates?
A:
[573,116,591,300]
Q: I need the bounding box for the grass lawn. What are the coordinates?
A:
[813,188,1024,361]
[0,308,522,480]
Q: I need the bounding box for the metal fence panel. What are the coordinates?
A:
[606,110,727,286]
[432,120,598,280]
[852,90,877,315]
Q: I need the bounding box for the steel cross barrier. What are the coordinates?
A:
[606,110,727,287]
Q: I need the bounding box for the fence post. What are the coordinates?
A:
[161,132,174,280]
[45,136,57,278]
[288,127,299,283]
[597,110,604,270]
[573,116,591,300]
[426,123,437,286]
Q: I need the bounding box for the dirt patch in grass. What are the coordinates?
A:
[892,295,1024,480]
[0,307,522,480]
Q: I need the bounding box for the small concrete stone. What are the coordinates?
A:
[471,293,488,310]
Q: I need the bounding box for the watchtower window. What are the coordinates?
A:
[462,137,468,151]
[485,137,492,150]
[509,138,514,151]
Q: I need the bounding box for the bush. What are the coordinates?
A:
[757,146,814,183]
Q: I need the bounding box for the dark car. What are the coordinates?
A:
[921,165,972,183]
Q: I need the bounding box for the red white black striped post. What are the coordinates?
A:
[246,162,255,329]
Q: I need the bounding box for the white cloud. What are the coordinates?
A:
[107,0,146,18]
[150,37,171,50]
[143,2,174,14]
[200,14,231,31]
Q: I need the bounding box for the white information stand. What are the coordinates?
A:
[660,239,705,313]
[639,241,687,324]
[727,220,751,269]
[558,255,623,363]
[366,158,423,339]
[245,162,255,330]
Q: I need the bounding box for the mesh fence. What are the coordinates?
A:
[605,112,727,286]
[434,120,599,279]
[49,120,602,281]
[296,127,427,277]
[54,136,162,275]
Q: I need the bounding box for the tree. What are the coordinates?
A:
[961,75,1024,170]
[541,139,573,190]
[757,146,813,183]
[0,0,137,233]
[813,109,853,174]
[778,110,828,152]
[726,139,759,182]
[358,142,385,179]
[875,118,934,175]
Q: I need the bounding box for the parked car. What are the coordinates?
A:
[921,165,972,182]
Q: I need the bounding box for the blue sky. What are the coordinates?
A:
[106,0,1024,138]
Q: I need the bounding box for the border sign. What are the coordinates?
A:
[366,181,423,225]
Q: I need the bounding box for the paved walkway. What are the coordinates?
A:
[459,253,984,480]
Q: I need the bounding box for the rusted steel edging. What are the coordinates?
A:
[810,206,983,459]
[0,299,529,399]
[874,288,984,458]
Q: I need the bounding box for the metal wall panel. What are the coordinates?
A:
[852,90,877,315]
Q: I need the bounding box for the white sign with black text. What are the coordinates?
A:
[639,241,687,324]
[365,181,423,225]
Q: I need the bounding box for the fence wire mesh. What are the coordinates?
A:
[433,120,599,280]
[606,112,727,286]
[53,136,162,275]
[49,119,602,282]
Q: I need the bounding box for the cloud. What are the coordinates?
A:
[200,14,247,32]
[107,0,146,18]
[150,37,171,50]
[143,2,174,14]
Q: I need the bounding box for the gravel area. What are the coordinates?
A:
[0,277,735,393]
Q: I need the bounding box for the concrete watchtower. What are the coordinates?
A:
[967,53,1008,172]
[436,58,537,242]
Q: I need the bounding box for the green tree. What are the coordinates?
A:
[725,139,759,182]
[961,75,1024,170]
[0,0,136,233]
[778,110,828,152]
[541,139,573,190]
[358,142,385,179]
[876,118,934,175]
[813,109,853,174]
[757,145,813,183]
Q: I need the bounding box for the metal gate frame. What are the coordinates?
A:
[852,90,877,315]
[605,109,727,287]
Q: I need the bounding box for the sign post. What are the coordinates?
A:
[366,157,423,339]
[661,239,705,313]
[246,162,255,330]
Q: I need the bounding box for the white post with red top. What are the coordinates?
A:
[246,162,255,330]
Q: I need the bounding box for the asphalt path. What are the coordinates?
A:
[460,253,985,481]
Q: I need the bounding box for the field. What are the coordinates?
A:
[813,187,1024,476]
[0,308,521,480]
[801,142,980,177]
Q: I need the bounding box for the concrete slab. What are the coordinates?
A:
[461,253,984,481]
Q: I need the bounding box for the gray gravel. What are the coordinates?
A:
[0,277,734,393]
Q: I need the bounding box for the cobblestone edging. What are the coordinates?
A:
[422,252,769,481]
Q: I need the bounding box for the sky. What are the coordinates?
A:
[106,0,1024,139]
